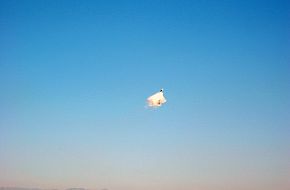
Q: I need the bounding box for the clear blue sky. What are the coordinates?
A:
[0,0,289,190]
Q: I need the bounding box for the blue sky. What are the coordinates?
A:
[0,0,289,190]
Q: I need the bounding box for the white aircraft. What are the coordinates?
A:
[147,89,167,107]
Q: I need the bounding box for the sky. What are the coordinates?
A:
[0,0,289,190]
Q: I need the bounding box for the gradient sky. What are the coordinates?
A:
[0,1,289,190]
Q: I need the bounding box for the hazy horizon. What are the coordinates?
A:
[0,186,109,190]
